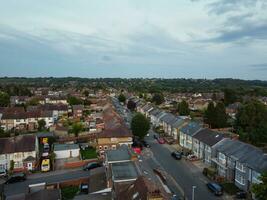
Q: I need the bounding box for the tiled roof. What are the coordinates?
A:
[98,126,132,138]
[0,135,36,154]
[180,122,202,136]
[193,128,225,146]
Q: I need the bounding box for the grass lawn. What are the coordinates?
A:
[80,147,97,160]
[221,182,240,195]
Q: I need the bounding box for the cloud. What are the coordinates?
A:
[250,63,267,71]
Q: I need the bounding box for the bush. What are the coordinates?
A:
[221,182,240,195]
[61,186,79,200]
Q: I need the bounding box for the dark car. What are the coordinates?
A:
[5,173,26,184]
[207,182,223,196]
[83,162,102,171]
[236,191,247,199]
[171,151,183,160]
[141,140,150,148]
[80,183,89,194]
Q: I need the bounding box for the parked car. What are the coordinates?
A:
[141,140,150,148]
[157,138,165,144]
[171,151,183,160]
[80,183,89,194]
[236,191,247,199]
[83,162,102,171]
[187,154,198,161]
[206,182,223,196]
[0,169,7,178]
[5,173,26,184]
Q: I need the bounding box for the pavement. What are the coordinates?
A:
[3,167,100,197]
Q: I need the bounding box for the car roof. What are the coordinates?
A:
[209,183,222,190]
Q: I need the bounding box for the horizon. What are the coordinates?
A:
[0,0,267,79]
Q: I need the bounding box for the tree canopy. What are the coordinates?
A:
[177,100,190,116]
[252,172,267,200]
[127,100,136,111]
[131,113,150,139]
[38,119,46,131]
[67,96,83,105]
[71,122,84,137]
[204,101,228,128]
[0,92,10,107]
[235,100,267,145]
[152,93,164,105]
[118,94,126,103]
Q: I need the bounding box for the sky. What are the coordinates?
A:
[0,0,267,80]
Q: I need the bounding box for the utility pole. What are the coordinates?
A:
[192,186,196,200]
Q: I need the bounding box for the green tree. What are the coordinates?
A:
[252,172,267,200]
[27,97,39,106]
[214,102,228,128]
[10,160,14,171]
[83,90,89,97]
[0,92,10,106]
[224,88,237,105]
[204,102,216,128]
[177,100,190,115]
[71,122,84,137]
[152,93,164,105]
[127,100,136,111]
[38,119,46,131]
[67,96,83,105]
[139,93,143,98]
[131,113,150,139]
[118,94,126,103]
[235,100,267,145]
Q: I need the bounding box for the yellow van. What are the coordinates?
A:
[41,159,50,172]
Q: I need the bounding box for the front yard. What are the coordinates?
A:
[80,147,97,160]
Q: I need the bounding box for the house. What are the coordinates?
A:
[170,117,188,140]
[140,104,153,117]
[212,138,267,192]
[160,113,177,135]
[192,128,225,165]
[0,135,38,171]
[105,145,139,195]
[149,108,164,127]
[97,126,133,155]
[179,122,202,151]
[117,176,170,200]
[72,105,84,118]
[53,143,80,159]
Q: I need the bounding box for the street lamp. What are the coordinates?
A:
[192,186,196,200]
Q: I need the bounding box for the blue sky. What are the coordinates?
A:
[0,0,267,79]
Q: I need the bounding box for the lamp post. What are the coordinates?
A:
[192,186,196,200]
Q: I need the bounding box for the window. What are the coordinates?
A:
[235,173,245,185]
[99,146,102,150]
[236,162,245,172]
[218,153,226,165]
[104,146,108,150]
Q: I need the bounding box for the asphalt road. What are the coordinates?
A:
[146,131,222,200]
[3,168,101,197]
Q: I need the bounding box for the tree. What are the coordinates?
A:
[67,96,83,105]
[71,122,84,137]
[0,92,10,107]
[38,119,46,131]
[118,94,126,103]
[131,113,150,139]
[177,100,190,116]
[10,160,14,171]
[224,88,237,105]
[204,101,227,128]
[235,100,267,145]
[152,93,164,105]
[83,90,89,97]
[27,97,39,106]
[127,100,136,111]
[252,172,267,200]
[214,102,228,128]
[139,93,143,98]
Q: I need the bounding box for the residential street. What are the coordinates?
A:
[3,167,100,197]
[146,131,223,200]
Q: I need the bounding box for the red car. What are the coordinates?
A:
[157,138,165,144]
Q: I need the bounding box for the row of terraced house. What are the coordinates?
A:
[135,98,267,193]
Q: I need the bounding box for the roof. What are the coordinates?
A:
[117,176,169,200]
[98,126,132,138]
[149,108,162,116]
[37,132,54,138]
[215,138,267,173]
[180,122,202,136]
[111,162,139,181]
[161,113,177,124]
[54,143,79,151]
[106,145,132,163]
[193,128,225,146]
[72,104,84,110]
[0,135,36,154]
[171,117,185,128]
